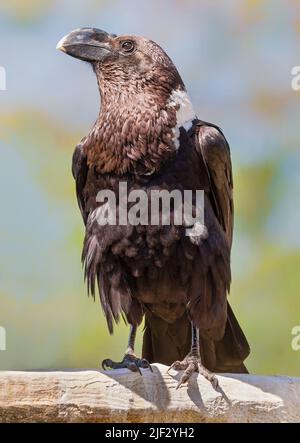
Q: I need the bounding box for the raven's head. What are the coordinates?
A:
[57,28,196,174]
[57,28,184,93]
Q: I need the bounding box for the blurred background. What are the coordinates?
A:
[0,0,299,376]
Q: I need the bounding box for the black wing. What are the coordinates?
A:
[196,122,233,245]
[186,122,233,340]
[72,137,89,225]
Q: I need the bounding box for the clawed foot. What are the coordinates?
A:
[168,353,218,389]
[102,353,153,375]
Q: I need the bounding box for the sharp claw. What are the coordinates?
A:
[176,377,185,390]
[176,380,182,390]
[140,358,149,368]
[211,376,219,389]
[139,358,153,373]
[176,366,191,389]
[167,361,180,373]
[135,362,142,376]
[102,359,110,370]
[197,363,219,389]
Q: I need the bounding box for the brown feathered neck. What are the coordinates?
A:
[83,64,187,176]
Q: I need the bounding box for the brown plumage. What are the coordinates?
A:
[58,28,250,383]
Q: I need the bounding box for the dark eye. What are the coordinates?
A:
[121,40,135,53]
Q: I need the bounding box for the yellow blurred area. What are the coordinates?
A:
[0,0,52,21]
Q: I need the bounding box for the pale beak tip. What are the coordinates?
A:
[57,45,66,52]
[56,35,67,51]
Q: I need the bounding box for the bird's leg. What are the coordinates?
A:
[102,324,152,374]
[168,323,218,389]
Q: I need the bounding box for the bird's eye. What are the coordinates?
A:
[121,41,135,53]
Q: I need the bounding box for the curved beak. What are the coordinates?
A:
[56,27,115,62]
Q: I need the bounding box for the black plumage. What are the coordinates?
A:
[58,28,250,385]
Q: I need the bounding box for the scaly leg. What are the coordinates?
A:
[102,324,152,374]
[168,323,218,389]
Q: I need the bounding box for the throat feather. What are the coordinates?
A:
[84,94,181,175]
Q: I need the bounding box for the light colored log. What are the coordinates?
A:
[0,364,299,423]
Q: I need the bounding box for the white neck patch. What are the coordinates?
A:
[167,89,197,150]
